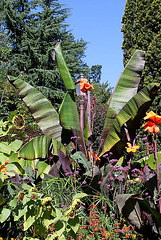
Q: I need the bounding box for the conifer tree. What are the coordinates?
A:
[121,0,161,156]
[0,0,87,108]
[121,0,161,112]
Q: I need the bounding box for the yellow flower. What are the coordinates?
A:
[126,143,140,153]
[71,199,81,211]
[41,197,52,206]
[131,234,136,239]
[0,164,7,174]
[68,210,75,219]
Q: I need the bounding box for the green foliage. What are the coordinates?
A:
[121,0,161,111]
[89,65,102,83]
[0,0,88,109]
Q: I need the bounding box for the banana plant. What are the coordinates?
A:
[7,42,159,175]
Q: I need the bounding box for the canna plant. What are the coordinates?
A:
[6,42,160,181]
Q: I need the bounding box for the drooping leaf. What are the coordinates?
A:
[68,216,80,233]
[99,83,160,158]
[54,220,66,236]
[54,42,76,90]
[19,136,52,160]
[99,50,145,155]
[57,149,72,173]
[116,194,161,230]
[7,75,62,141]
[0,142,11,154]
[116,194,142,229]
[14,206,28,221]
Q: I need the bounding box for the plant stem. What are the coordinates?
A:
[153,133,161,213]
[122,153,132,194]
[154,133,159,192]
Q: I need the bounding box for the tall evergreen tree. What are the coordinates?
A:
[121,0,161,156]
[89,65,102,83]
[0,0,87,108]
[121,0,161,112]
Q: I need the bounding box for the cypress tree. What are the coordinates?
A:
[121,0,161,109]
[121,0,161,156]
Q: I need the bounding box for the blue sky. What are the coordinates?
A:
[59,0,126,88]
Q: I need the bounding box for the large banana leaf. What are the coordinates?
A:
[99,83,160,158]
[19,136,68,160]
[7,75,62,141]
[59,91,87,155]
[19,136,52,160]
[59,91,80,131]
[54,42,76,90]
[99,50,145,154]
[19,136,72,173]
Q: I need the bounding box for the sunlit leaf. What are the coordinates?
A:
[73,192,88,200]
[99,50,145,155]
[54,42,76,90]
[7,75,62,141]
[19,136,52,160]
[0,208,11,223]
[99,83,159,158]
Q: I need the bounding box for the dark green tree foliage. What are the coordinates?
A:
[0,25,16,118]
[121,0,161,110]
[89,65,102,83]
[0,0,87,108]
[121,0,161,155]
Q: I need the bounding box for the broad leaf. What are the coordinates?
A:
[99,50,145,154]
[54,42,76,90]
[57,149,72,173]
[59,91,87,155]
[99,83,159,158]
[73,192,88,200]
[138,152,161,170]
[108,50,145,110]
[116,194,142,229]
[116,194,161,230]
[0,208,11,223]
[71,152,90,171]
[59,92,80,131]
[7,75,62,141]
[19,136,69,160]
[19,136,52,160]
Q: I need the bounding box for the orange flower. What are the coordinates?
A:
[91,152,101,161]
[0,165,7,174]
[79,79,94,93]
[126,143,140,153]
[142,111,161,133]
